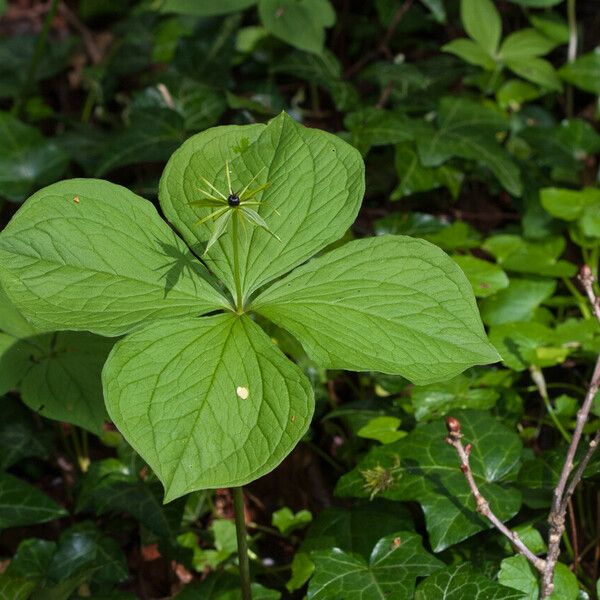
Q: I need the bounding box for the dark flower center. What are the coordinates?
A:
[228,193,240,207]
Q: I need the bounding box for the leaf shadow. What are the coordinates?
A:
[154,239,201,299]
[402,457,488,530]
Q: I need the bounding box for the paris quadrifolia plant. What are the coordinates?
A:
[0,111,498,593]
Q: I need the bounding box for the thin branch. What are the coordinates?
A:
[444,417,546,572]
[542,265,600,598]
[344,0,414,78]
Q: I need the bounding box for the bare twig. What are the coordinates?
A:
[541,265,600,597]
[344,0,414,78]
[444,417,546,572]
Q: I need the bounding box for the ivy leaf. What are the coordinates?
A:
[176,572,281,599]
[415,98,522,197]
[103,313,314,500]
[0,397,50,469]
[0,575,36,600]
[498,555,578,600]
[253,236,499,385]
[160,112,364,301]
[258,0,335,55]
[415,563,526,599]
[76,458,185,540]
[13,332,112,434]
[0,473,67,529]
[0,112,69,203]
[336,411,523,551]
[95,108,185,176]
[0,179,227,336]
[308,532,443,599]
[411,375,500,422]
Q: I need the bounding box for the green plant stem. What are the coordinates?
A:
[563,277,591,319]
[530,366,571,444]
[12,0,60,116]
[233,487,252,600]
[231,210,243,312]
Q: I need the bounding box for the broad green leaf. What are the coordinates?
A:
[253,236,499,386]
[0,472,67,529]
[529,13,569,44]
[272,507,312,535]
[258,0,335,55]
[480,278,556,326]
[505,56,562,90]
[415,97,522,196]
[442,39,496,70]
[496,80,540,110]
[489,322,555,371]
[559,49,600,94]
[308,532,443,599]
[0,179,227,336]
[0,112,69,202]
[541,187,600,238]
[357,416,406,444]
[103,313,314,500]
[15,332,112,434]
[6,538,56,581]
[336,411,523,551]
[95,108,185,176]
[0,285,38,338]
[411,375,500,422]
[498,555,578,600]
[344,108,421,153]
[271,49,359,111]
[46,522,128,589]
[392,143,463,200]
[77,459,184,540]
[0,397,50,469]
[482,234,576,277]
[159,0,257,16]
[415,563,525,599]
[289,502,414,592]
[460,0,502,57]
[176,572,281,599]
[0,575,36,600]
[160,112,364,300]
[453,255,509,298]
[499,29,559,60]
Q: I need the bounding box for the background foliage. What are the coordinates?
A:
[0,0,599,598]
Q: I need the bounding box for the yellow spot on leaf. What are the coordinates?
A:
[73,196,80,204]
[236,386,249,400]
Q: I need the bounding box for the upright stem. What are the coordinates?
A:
[232,487,252,600]
[231,209,243,312]
[12,0,60,116]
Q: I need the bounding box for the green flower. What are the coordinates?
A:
[192,161,280,254]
